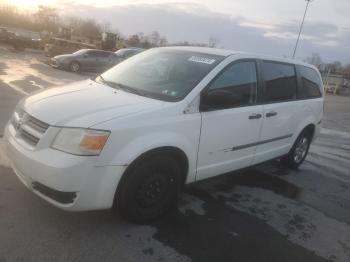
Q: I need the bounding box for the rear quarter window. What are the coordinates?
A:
[297,65,322,99]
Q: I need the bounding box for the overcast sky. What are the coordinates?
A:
[5,0,350,63]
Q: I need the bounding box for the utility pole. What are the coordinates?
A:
[292,0,314,59]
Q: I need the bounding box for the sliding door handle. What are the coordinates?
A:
[266,111,277,117]
[249,113,262,120]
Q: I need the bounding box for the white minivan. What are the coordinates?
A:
[5,47,323,222]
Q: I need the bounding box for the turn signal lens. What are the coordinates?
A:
[80,134,109,151]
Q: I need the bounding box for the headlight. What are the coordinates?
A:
[52,128,110,156]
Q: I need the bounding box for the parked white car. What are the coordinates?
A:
[4,47,323,222]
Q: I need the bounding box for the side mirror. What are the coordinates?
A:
[83,53,89,57]
[200,89,235,111]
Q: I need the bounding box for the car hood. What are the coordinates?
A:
[22,80,164,127]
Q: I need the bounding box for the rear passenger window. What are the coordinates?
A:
[297,66,322,98]
[263,61,297,102]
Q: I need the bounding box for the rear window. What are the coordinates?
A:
[263,61,297,102]
[297,65,322,99]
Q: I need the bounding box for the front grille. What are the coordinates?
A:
[19,128,40,146]
[26,115,49,133]
[32,182,77,204]
[11,109,49,148]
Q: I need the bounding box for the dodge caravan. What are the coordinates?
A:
[5,47,324,222]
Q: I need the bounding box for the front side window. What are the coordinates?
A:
[297,65,322,98]
[263,61,297,102]
[86,50,104,57]
[100,49,224,101]
[202,61,258,109]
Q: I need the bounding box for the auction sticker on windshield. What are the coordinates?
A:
[188,56,216,64]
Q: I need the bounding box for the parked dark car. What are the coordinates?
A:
[0,27,31,51]
[114,47,144,61]
[50,49,118,72]
[0,27,14,41]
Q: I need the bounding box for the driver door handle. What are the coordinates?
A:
[266,111,277,117]
[249,113,262,120]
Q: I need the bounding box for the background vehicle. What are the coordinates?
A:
[44,37,97,57]
[50,49,119,72]
[115,47,144,62]
[5,47,323,223]
[0,27,14,41]
[0,27,36,51]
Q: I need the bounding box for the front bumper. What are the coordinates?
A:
[49,58,68,69]
[4,124,126,211]
[50,58,61,68]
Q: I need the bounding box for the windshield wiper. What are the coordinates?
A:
[112,82,150,97]
[95,75,116,88]
[96,76,152,98]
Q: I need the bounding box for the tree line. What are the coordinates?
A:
[305,53,350,78]
[0,4,220,49]
[4,3,347,74]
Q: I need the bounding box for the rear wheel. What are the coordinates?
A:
[69,61,80,72]
[116,155,181,223]
[281,130,311,169]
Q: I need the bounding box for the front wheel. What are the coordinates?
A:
[69,61,80,72]
[116,155,182,223]
[281,131,311,169]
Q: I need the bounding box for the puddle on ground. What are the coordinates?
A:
[151,163,350,262]
[151,185,328,262]
[212,168,301,201]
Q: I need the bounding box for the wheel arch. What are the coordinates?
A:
[113,146,189,207]
[302,123,316,140]
[282,123,316,169]
[292,114,317,145]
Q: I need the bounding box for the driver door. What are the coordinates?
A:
[197,60,263,180]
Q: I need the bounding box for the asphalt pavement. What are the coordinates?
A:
[0,46,350,262]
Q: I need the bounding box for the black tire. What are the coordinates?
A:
[116,155,182,223]
[69,61,80,72]
[281,130,312,169]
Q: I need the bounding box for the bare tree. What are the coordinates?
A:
[125,34,141,47]
[343,64,350,79]
[66,17,101,41]
[101,21,111,32]
[305,53,323,69]
[208,36,220,48]
[150,31,160,46]
[324,61,343,74]
[35,5,60,33]
[0,4,36,31]
[159,36,168,47]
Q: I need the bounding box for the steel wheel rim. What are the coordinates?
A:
[294,137,308,163]
[71,63,79,72]
[136,173,169,208]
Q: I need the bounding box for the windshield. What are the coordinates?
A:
[115,49,131,56]
[99,49,224,101]
[73,49,88,55]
